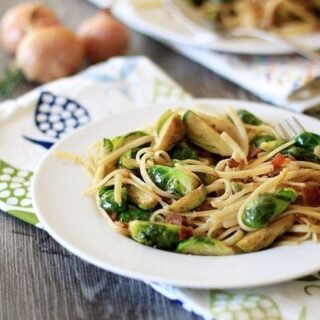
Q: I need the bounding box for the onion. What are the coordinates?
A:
[0,2,60,54]
[77,11,129,63]
[16,26,84,83]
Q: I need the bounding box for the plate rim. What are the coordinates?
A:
[32,98,320,289]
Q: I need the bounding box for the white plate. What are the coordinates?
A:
[32,99,320,289]
[112,0,320,55]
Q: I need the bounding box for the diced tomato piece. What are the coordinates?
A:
[272,153,287,169]
[302,185,320,207]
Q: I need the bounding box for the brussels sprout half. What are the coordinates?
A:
[168,185,206,212]
[241,188,297,229]
[281,146,320,164]
[183,110,232,156]
[118,148,139,170]
[127,185,158,210]
[148,165,200,196]
[154,112,185,152]
[99,187,127,213]
[236,215,294,253]
[237,109,263,126]
[251,135,286,152]
[112,131,148,150]
[176,236,235,255]
[295,132,320,152]
[118,205,152,223]
[129,221,185,250]
[171,142,198,161]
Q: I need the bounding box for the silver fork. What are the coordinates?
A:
[277,116,306,139]
[163,0,320,62]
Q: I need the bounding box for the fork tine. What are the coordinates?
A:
[285,119,299,136]
[292,116,306,133]
[278,123,290,139]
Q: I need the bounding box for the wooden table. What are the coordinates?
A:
[0,1,255,319]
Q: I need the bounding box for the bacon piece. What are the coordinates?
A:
[196,201,213,211]
[165,214,184,225]
[268,168,281,178]
[227,158,240,168]
[179,227,192,240]
[248,146,262,160]
[302,185,320,207]
[215,189,225,197]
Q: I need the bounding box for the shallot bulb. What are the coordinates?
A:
[77,11,129,63]
[16,26,84,83]
[0,2,60,54]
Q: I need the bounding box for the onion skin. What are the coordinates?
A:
[0,2,60,54]
[77,11,129,63]
[16,26,84,83]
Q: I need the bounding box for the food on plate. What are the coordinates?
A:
[0,2,60,54]
[186,0,320,34]
[77,11,129,63]
[56,107,320,255]
[16,26,84,83]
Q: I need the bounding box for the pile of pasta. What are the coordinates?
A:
[188,0,320,34]
[56,107,320,255]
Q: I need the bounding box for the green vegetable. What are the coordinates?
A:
[148,165,200,196]
[154,112,185,152]
[103,138,113,153]
[129,221,183,249]
[242,188,297,229]
[260,140,286,152]
[127,185,158,210]
[183,110,232,156]
[273,188,298,202]
[281,146,320,163]
[295,132,320,152]
[238,109,263,126]
[278,132,320,163]
[112,131,147,150]
[236,215,294,253]
[168,185,206,212]
[251,135,285,152]
[231,182,243,193]
[99,187,127,213]
[0,68,25,97]
[197,172,215,185]
[118,148,139,169]
[118,205,151,223]
[176,236,235,256]
[171,142,198,160]
[251,135,276,147]
[156,109,173,134]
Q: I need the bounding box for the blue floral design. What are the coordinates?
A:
[23,91,91,149]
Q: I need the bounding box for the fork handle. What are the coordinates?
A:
[231,28,320,62]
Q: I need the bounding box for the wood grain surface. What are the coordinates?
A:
[0,0,256,319]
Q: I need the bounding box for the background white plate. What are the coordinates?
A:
[32,99,320,289]
[113,0,320,55]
